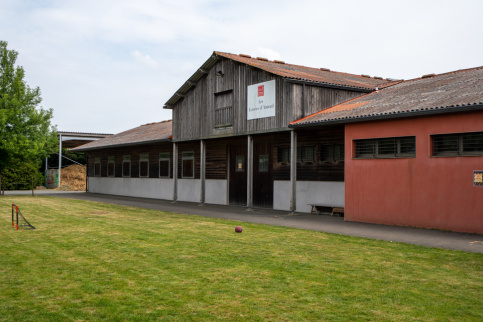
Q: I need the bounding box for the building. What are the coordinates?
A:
[73,52,483,234]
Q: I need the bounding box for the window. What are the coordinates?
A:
[159,152,170,178]
[321,144,344,162]
[277,147,290,163]
[236,155,245,172]
[214,106,233,128]
[259,154,269,172]
[94,157,101,177]
[354,136,415,159]
[214,90,233,128]
[122,155,131,177]
[139,154,149,177]
[107,156,115,177]
[432,132,483,156]
[297,146,316,163]
[182,151,194,178]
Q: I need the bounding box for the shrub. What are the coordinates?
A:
[0,161,44,190]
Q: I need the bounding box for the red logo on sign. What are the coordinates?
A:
[258,85,264,97]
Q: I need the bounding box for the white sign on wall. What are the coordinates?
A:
[247,80,276,120]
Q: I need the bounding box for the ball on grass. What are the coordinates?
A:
[235,226,243,233]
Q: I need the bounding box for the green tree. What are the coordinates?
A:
[0,40,57,174]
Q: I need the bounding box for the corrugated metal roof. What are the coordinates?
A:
[72,120,172,152]
[291,66,483,126]
[164,51,398,108]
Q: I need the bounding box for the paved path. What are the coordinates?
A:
[5,191,483,253]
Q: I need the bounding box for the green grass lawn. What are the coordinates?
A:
[0,196,482,321]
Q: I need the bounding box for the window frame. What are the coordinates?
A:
[297,146,316,163]
[139,154,149,178]
[321,144,345,163]
[182,151,195,179]
[432,131,483,157]
[122,155,131,177]
[354,136,416,159]
[94,157,101,177]
[107,156,115,177]
[277,147,290,163]
[159,152,170,178]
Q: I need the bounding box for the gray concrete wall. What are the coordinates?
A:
[177,179,201,203]
[89,177,174,200]
[273,180,344,213]
[205,179,228,205]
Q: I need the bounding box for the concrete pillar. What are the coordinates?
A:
[173,142,178,202]
[290,130,297,212]
[58,134,62,187]
[200,140,206,204]
[247,135,253,209]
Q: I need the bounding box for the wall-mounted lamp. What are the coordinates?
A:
[216,70,224,77]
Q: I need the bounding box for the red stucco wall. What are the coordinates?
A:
[345,111,483,234]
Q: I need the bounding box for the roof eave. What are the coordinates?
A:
[289,104,483,128]
[72,138,172,152]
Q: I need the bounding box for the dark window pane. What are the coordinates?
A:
[123,162,130,177]
[277,147,289,163]
[433,134,459,155]
[94,163,101,176]
[159,160,170,177]
[320,144,333,162]
[334,144,345,161]
[182,159,194,178]
[463,132,483,153]
[259,155,268,172]
[140,161,149,177]
[399,137,416,155]
[378,138,396,156]
[107,162,115,177]
[355,139,376,157]
[303,146,316,162]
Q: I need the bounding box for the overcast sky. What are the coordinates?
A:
[1,0,482,134]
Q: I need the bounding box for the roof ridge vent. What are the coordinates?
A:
[422,73,436,79]
[319,68,331,71]
[373,76,383,80]
[274,60,285,64]
[361,74,371,78]
[256,57,269,61]
[239,54,251,58]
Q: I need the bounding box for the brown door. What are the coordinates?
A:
[253,142,273,208]
[229,144,247,206]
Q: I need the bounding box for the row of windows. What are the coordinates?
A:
[93,152,195,178]
[277,144,344,164]
[354,131,483,159]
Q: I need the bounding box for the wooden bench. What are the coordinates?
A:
[309,204,344,217]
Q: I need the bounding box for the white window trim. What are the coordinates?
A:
[94,157,101,177]
[182,151,195,179]
[122,155,131,178]
[159,153,170,178]
[107,156,115,177]
[139,154,149,178]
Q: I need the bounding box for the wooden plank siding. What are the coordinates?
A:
[172,57,366,142]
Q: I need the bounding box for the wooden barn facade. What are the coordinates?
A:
[74,52,483,233]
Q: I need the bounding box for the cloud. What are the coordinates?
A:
[132,50,159,68]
